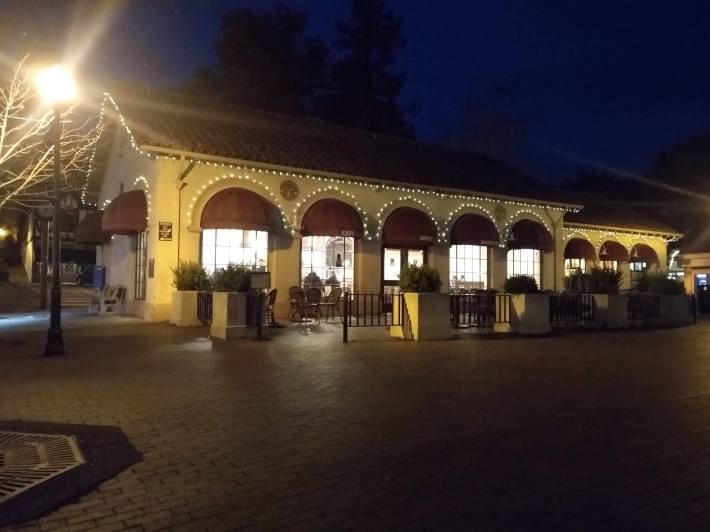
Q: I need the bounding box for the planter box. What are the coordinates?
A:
[391,292,451,341]
[591,294,629,329]
[508,293,550,335]
[210,291,269,340]
[657,294,692,327]
[170,290,201,327]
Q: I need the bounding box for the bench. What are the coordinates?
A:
[89,285,126,314]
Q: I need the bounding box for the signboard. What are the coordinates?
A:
[419,235,434,242]
[158,222,172,241]
[250,271,271,290]
[341,230,356,237]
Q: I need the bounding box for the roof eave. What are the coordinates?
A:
[564,221,682,240]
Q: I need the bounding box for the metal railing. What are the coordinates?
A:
[450,292,496,328]
[342,291,403,342]
[197,291,212,326]
[628,293,660,322]
[550,294,595,328]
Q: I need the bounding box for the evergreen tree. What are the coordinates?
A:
[321,0,416,137]
[190,4,328,116]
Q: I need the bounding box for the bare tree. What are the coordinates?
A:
[0,57,100,212]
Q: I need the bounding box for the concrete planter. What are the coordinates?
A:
[170,290,201,327]
[507,293,551,335]
[210,291,249,340]
[591,294,629,329]
[391,292,451,341]
[657,294,692,327]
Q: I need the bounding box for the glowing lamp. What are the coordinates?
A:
[34,65,78,105]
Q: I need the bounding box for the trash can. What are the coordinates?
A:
[93,266,105,288]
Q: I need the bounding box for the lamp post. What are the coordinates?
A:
[35,65,78,357]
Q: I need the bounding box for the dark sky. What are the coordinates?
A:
[4,0,710,182]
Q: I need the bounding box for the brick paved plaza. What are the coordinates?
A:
[2,314,710,530]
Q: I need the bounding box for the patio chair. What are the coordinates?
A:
[288,286,304,322]
[304,287,322,323]
[266,288,278,325]
[320,287,342,323]
[89,285,126,314]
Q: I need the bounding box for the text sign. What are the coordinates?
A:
[158,222,172,241]
[251,271,271,290]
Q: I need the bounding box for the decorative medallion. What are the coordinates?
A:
[280,179,299,201]
[494,204,507,223]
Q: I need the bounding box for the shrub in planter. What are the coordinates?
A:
[566,268,622,294]
[171,260,210,291]
[211,263,251,292]
[398,264,441,293]
[636,272,684,295]
[503,275,539,294]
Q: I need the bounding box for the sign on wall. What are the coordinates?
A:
[158,222,172,241]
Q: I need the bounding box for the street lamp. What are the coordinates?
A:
[35,64,78,357]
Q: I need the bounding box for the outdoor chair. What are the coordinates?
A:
[89,285,126,315]
[266,288,278,325]
[288,286,304,322]
[304,287,322,323]
[320,287,342,323]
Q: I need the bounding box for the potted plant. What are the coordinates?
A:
[390,264,450,341]
[169,260,210,326]
[210,263,253,340]
[568,268,626,329]
[499,274,550,335]
[637,273,690,327]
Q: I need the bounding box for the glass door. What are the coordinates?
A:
[382,246,428,310]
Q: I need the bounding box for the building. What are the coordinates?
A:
[77,88,681,321]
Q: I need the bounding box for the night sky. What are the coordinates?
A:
[5,0,710,182]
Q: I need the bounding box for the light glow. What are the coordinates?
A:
[34,65,78,105]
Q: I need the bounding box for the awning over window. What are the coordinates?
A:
[101,190,147,235]
[599,241,629,262]
[76,211,110,244]
[301,198,363,238]
[564,238,596,261]
[200,188,272,231]
[508,219,554,252]
[382,207,437,247]
[450,213,499,246]
[630,243,658,263]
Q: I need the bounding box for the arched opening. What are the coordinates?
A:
[449,213,499,291]
[599,240,628,271]
[629,243,659,285]
[507,219,554,288]
[564,238,596,276]
[381,207,437,291]
[300,198,364,289]
[199,187,276,273]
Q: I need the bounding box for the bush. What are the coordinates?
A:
[504,275,539,294]
[398,264,441,293]
[566,268,622,294]
[171,260,210,291]
[636,272,684,295]
[211,263,251,292]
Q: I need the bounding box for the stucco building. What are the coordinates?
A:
[77,88,681,321]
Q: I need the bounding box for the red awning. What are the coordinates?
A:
[76,211,110,244]
[301,198,363,238]
[450,213,499,246]
[102,190,147,235]
[599,241,629,262]
[630,243,658,263]
[564,238,596,260]
[508,219,554,251]
[200,188,273,231]
[383,207,437,247]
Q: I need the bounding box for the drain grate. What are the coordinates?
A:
[0,431,85,502]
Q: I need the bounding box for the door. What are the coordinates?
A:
[382,246,428,310]
[697,274,710,314]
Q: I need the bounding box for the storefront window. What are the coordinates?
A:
[301,236,354,288]
[507,248,541,287]
[201,229,268,273]
[600,260,618,271]
[630,261,647,286]
[449,245,488,290]
[564,258,586,277]
[135,231,147,300]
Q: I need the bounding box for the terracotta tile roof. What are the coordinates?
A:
[106,86,571,205]
[564,201,681,235]
[680,224,710,254]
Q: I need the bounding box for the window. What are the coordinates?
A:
[135,231,147,300]
[449,245,488,290]
[600,260,618,271]
[507,248,541,287]
[564,258,586,277]
[201,229,268,273]
[630,261,647,286]
[301,236,354,288]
